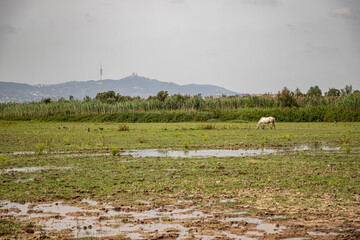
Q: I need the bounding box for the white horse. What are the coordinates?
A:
[257,117,276,129]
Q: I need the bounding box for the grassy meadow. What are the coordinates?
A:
[0,121,359,212]
[1,121,359,153]
[0,121,360,238]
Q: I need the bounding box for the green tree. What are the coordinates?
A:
[191,94,203,110]
[341,85,353,96]
[116,94,133,102]
[307,85,322,97]
[294,88,304,97]
[325,88,340,97]
[95,91,116,103]
[42,98,51,104]
[83,95,92,102]
[156,91,169,102]
[106,98,116,104]
[276,87,298,107]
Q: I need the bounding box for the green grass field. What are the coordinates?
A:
[1,121,359,153]
[0,121,359,238]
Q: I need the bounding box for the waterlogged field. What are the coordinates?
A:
[0,121,359,239]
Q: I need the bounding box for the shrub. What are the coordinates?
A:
[0,155,9,166]
[63,137,71,145]
[111,146,119,156]
[345,146,351,154]
[118,124,130,131]
[36,143,45,154]
[137,136,146,143]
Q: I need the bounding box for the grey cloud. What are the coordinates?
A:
[83,14,98,23]
[0,23,17,35]
[0,0,359,94]
[240,0,278,6]
[306,43,339,55]
[168,0,185,4]
[330,7,354,19]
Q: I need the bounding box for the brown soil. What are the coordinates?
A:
[1,198,359,239]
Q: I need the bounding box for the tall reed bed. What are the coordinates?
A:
[0,93,359,122]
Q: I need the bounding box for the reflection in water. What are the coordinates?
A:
[121,148,277,158]
[6,143,343,158]
[289,144,341,151]
[120,143,342,158]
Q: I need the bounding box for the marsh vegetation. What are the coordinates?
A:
[0,121,359,238]
[1,86,359,122]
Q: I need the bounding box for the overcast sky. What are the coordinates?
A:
[0,0,359,94]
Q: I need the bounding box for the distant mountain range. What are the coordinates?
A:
[0,75,243,103]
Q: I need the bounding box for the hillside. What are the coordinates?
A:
[0,75,242,102]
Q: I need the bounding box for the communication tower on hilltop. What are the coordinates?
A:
[100,64,103,80]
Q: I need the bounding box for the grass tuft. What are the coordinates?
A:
[118,124,130,131]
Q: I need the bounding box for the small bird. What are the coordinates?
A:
[87,128,90,132]
[99,128,104,131]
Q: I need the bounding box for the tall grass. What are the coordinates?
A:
[0,93,359,122]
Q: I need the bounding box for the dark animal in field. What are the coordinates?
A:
[257,117,276,129]
[99,128,103,131]
[87,128,90,132]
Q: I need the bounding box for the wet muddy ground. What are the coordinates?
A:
[1,142,359,239]
[1,198,358,239]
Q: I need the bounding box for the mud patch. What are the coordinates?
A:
[0,199,357,239]
[0,199,289,239]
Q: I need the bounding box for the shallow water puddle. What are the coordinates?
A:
[0,199,292,239]
[11,151,111,156]
[289,145,341,151]
[1,166,71,173]
[6,143,343,158]
[120,143,342,158]
[308,231,338,236]
[222,232,258,240]
[120,148,277,158]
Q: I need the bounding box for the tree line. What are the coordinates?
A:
[0,85,359,122]
[46,84,357,105]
